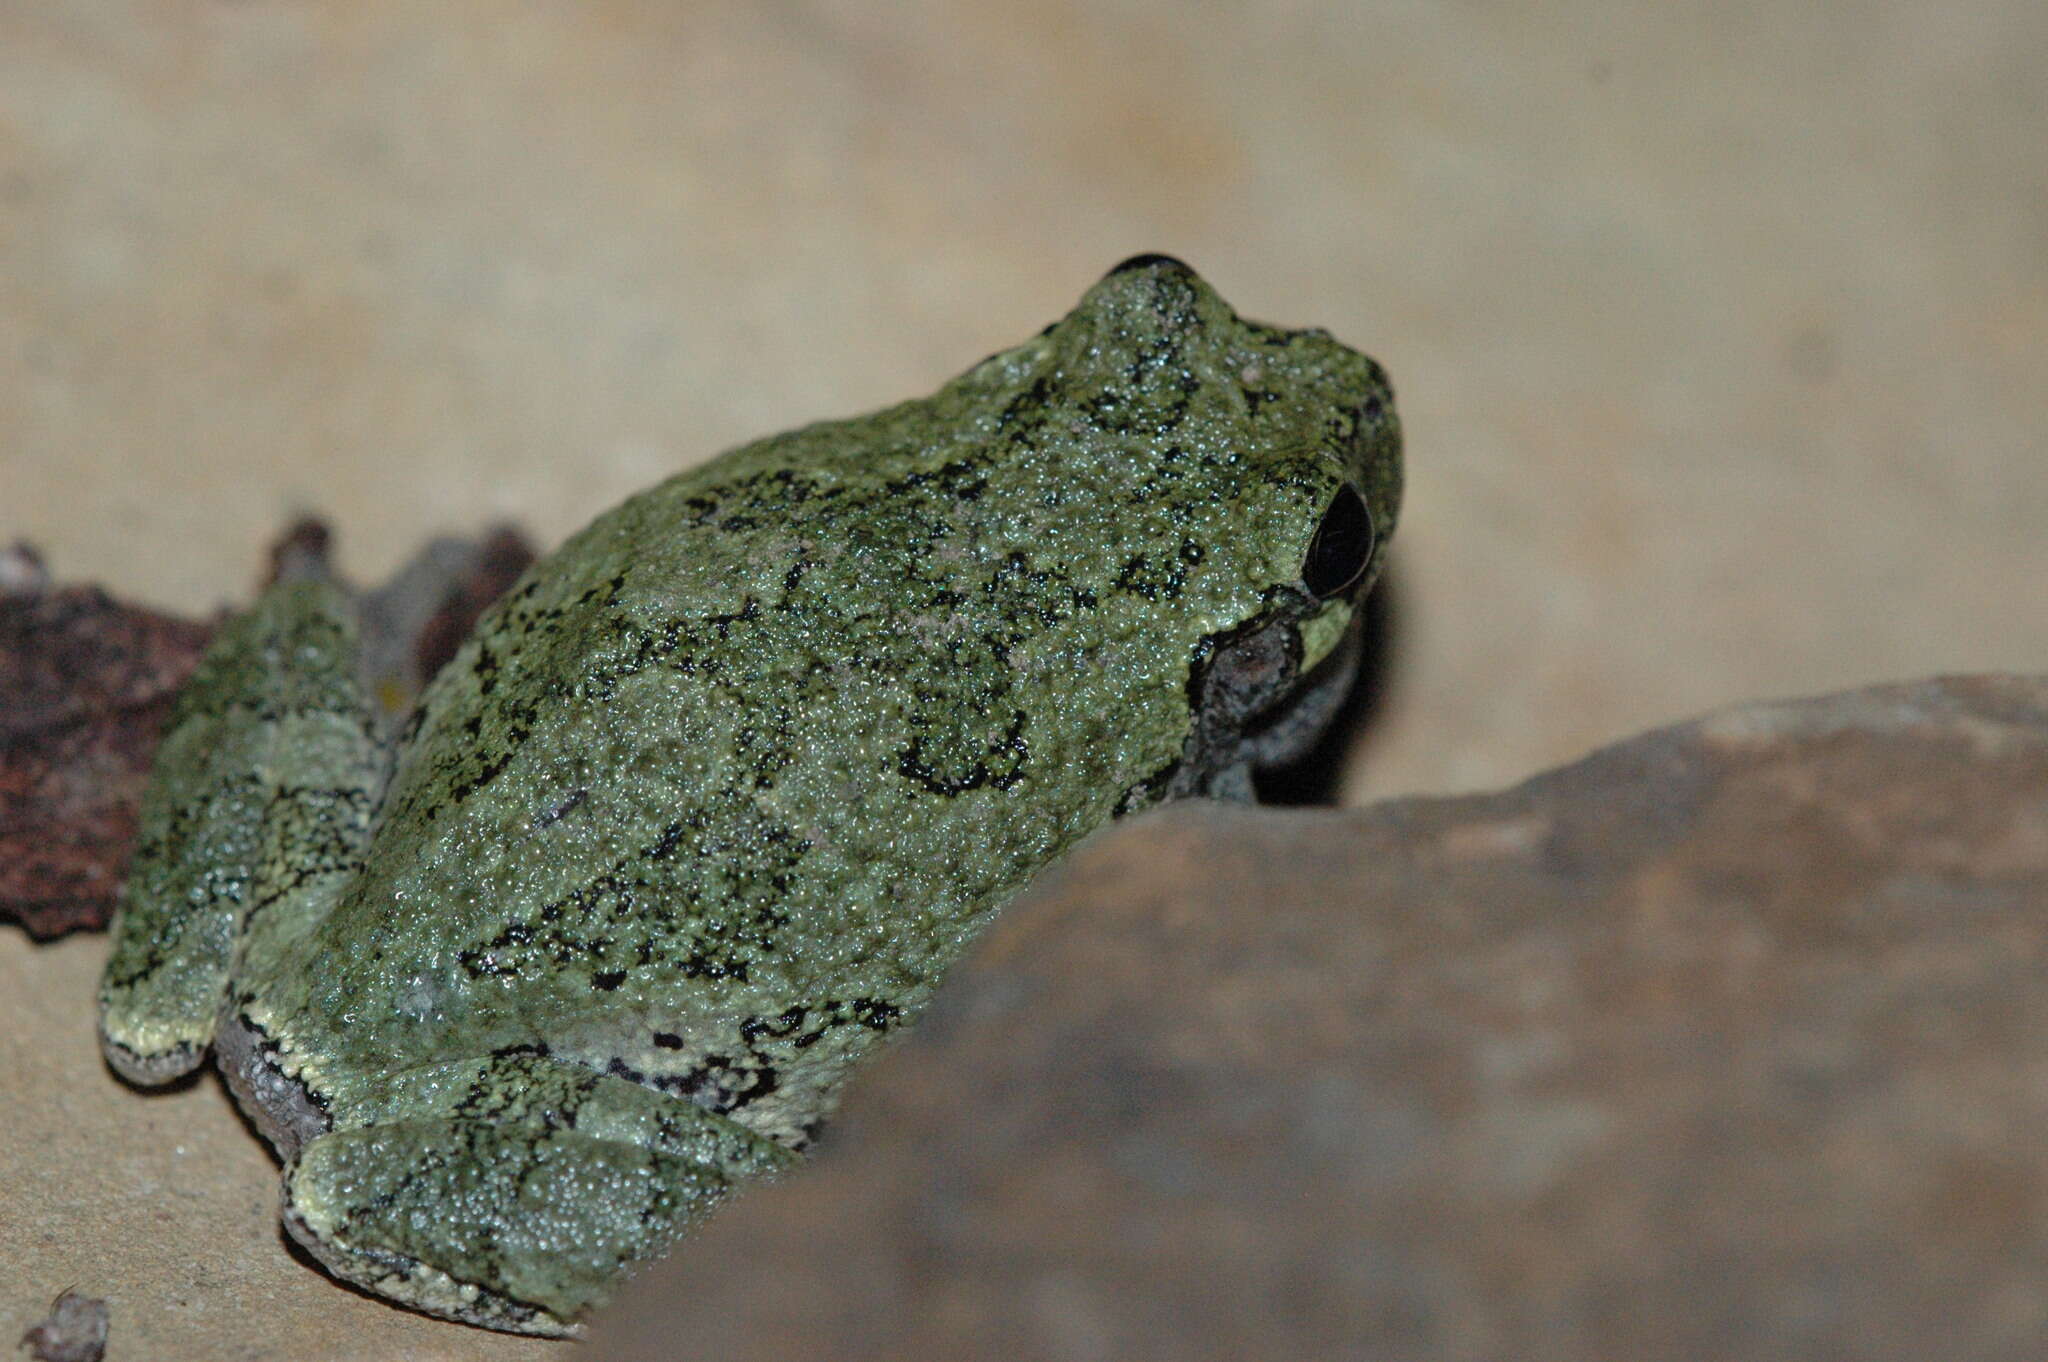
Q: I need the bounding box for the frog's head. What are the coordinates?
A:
[1044,254,1404,797]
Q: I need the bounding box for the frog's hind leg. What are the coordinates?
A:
[98,575,381,1084]
[280,1054,799,1335]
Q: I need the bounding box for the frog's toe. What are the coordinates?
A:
[276,1187,573,1327]
[282,1180,579,1337]
[97,1021,208,1087]
[281,1115,751,1335]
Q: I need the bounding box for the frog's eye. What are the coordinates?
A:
[1302,484,1376,600]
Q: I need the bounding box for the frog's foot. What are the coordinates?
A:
[279,1055,799,1335]
[99,574,380,1086]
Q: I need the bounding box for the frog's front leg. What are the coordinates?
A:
[282,1053,800,1335]
[98,575,380,1083]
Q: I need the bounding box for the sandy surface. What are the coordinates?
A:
[5,2,2045,1357]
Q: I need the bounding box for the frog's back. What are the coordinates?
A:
[254,400,1191,1138]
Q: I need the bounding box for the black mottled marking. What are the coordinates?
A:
[647,820,687,860]
[881,455,992,503]
[898,708,1029,797]
[467,641,505,702]
[737,1007,810,1043]
[1113,538,1205,601]
[850,998,904,1030]
[491,1040,553,1060]
[622,1050,783,1115]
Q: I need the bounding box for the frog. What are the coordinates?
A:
[96,255,1402,1335]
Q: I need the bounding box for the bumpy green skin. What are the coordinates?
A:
[97,257,1402,1335]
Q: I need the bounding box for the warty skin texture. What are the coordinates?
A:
[98,255,1403,1333]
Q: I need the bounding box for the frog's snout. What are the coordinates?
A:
[1105,251,1194,279]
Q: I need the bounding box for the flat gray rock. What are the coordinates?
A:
[593,675,2048,1362]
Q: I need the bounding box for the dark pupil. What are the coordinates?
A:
[1302,485,1375,599]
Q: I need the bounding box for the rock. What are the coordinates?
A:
[592,675,2048,1362]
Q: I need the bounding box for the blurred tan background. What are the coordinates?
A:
[4,2,2045,1358]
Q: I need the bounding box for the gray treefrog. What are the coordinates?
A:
[97,256,1402,1334]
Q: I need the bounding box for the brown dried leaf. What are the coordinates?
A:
[0,544,213,937]
[0,524,535,938]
